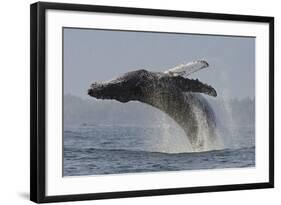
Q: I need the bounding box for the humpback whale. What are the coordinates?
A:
[88,60,218,150]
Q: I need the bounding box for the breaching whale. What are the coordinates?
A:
[88,60,218,150]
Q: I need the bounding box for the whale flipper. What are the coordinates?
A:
[164,60,209,77]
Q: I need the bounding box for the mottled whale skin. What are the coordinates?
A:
[88,69,217,149]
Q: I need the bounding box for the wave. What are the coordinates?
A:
[65,145,255,156]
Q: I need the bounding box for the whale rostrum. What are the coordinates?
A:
[88,61,218,150]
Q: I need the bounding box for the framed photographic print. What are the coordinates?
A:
[30,2,274,203]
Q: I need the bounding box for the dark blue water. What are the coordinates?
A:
[63,124,255,176]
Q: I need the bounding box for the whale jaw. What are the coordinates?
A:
[88,82,131,103]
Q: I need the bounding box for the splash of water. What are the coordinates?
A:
[145,111,193,153]
[147,94,224,153]
[190,99,224,152]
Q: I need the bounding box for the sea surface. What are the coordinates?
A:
[64,124,255,176]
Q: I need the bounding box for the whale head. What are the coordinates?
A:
[88,70,150,103]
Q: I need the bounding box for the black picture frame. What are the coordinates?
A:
[30,1,274,203]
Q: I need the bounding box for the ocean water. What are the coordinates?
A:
[64,124,255,176]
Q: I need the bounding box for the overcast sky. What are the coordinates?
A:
[64,28,255,100]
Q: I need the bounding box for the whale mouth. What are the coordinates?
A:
[88,82,118,100]
[88,83,104,98]
[88,81,132,102]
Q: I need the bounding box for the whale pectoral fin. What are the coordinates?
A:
[192,80,217,97]
[164,60,209,77]
[176,77,217,97]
